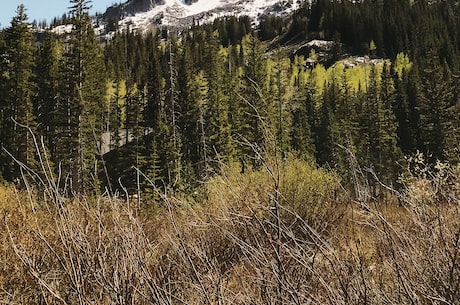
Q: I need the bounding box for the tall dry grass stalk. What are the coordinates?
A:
[0,132,459,304]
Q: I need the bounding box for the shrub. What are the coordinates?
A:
[207,157,341,224]
[1,155,459,304]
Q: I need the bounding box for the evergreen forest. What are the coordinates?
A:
[3,0,460,304]
[0,0,459,197]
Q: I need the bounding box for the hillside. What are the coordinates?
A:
[0,0,458,194]
[99,0,300,32]
[1,0,460,303]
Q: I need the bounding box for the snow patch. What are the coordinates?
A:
[52,24,73,35]
[113,0,300,32]
[340,56,385,68]
[305,40,335,49]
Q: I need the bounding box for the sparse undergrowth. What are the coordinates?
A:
[1,158,459,304]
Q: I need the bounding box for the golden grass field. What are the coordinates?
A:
[1,158,459,304]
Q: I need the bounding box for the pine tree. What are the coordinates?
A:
[290,69,316,161]
[143,32,164,190]
[163,36,182,187]
[0,29,5,181]
[396,65,421,156]
[240,34,270,163]
[269,47,292,156]
[0,5,37,182]
[204,31,234,169]
[355,66,380,193]
[35,32,63,167]
[333,69,360,185]
[378,62,403,185]
[59,0,106,193]
[226,44,244,157]
[188,70,209,179]
[419,52,454,162]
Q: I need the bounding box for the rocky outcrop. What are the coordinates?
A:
[98,0,300,34]
[103,0,164,21]
[183,0,199,4]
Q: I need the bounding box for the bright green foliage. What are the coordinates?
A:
[393,52,412,79]
[0,0,460,200]
[344,64,368,92]
[311,63,327,93]
[291,55,309,86]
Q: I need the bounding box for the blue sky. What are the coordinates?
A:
[0,0,120,28]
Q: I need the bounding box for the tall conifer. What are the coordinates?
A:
[204,31,234,168]
[0,5,37,181]
[60,0,106,193]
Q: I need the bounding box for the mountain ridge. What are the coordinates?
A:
[99,0,300,33]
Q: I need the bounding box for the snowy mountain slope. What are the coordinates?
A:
[101,0,300,32]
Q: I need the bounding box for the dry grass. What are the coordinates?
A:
[1,157,459,304]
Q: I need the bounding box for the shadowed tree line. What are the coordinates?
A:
[0,0,459,197]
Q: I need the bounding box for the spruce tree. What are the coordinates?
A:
[204,31,234,169]
[418,52,452,162]
[333,70,360,186]
[226,44,244,158]
[269,48,292,156]
[188,70,209,180]
[290,69,316,161]
[0,29,5,181]
[35,32,63,166]
[397,66,422,156]
[144,32,164,190]
[59,0,106,193]
[355,66,380,193]
[164,36,183,187]
[378,62,403,185]
[316,82,335,167]
[122,83,146,193]
[240,34,269,164]
[445,75,460,164]
[177,38,197,183]
[0,5,37,182]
